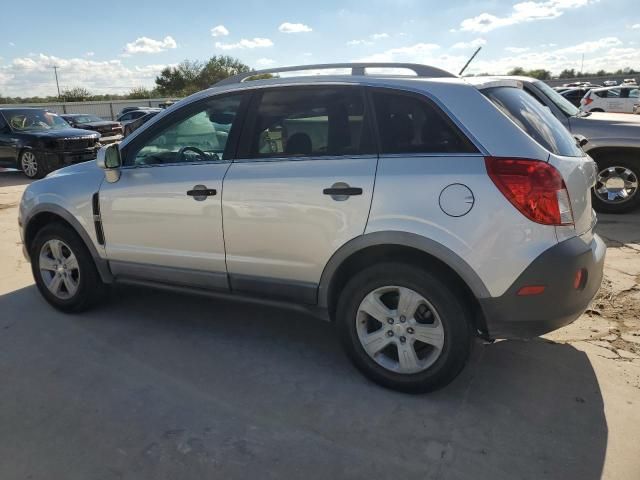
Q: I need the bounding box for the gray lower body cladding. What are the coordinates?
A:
[480,234,606,339]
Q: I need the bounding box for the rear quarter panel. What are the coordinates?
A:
[366,155,559,297]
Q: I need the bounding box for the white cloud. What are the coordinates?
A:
[124,36,177,54]
[451,38,486,49]
[371,33,390,40]
[211,25,229,37]
[256,58,276,67]
[347,39,373,46]
[631,24,640,29]
[215,38,273,50]
[278,22,312,33]
[358,43,441,62]
[460,0,596,33]
[554,36,621,54]
[0,53,170,97]
[505,47,530,53]
[85,51,95,57]
[347,32,391,46]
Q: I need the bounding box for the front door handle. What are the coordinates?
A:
[323,186,363,196]
[187,185,217,201]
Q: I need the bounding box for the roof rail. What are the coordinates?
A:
[214,63,456,86]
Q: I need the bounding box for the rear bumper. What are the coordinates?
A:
[480,234,606,339]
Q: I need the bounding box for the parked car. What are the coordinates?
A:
[60,114,123,144]
[580,85,640,114]
[118,106,155,117]
[563,82,601,88]
[634,104,640,115]
[19,63,605,393]
[117,109,160,126]
[123,110,160,137]
[603,80,618,87]
[481,76,640,213]
[0,108,100,178]
[560,87,593,107]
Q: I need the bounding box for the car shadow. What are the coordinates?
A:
[0,170,32,188]
[0,284,607,480]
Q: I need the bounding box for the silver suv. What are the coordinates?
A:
[19,64,606,392]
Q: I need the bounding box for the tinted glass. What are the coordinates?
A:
[532,81,580,117]
[371,90,477,154]
[129,95,243,166]
[484,86,583,157]
[4,109,69,131]
[249,87,374,158]
[630,88,640,98]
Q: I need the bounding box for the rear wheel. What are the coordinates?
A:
[19,150,47,179]
[590,108,604,112]
[592,156,640,214]
[336,263,473,393]
[31,223,107,312]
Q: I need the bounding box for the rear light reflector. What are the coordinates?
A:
[485,157,574,226]
[517,285,546,296]
[574,268,587,290]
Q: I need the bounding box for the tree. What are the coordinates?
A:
[527,69,551,80]
[154,56,254,96]
[559,69,576,79]
[61,87,91,102]
[507,67,526,76]
[128,87,153,99]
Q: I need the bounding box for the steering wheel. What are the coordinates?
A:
[177,146,208,162]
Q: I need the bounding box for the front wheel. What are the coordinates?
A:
[19,150,47,179]
[336,263,473,393]
[31,223,107,312]
[592,157,640,214]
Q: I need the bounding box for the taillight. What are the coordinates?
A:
[583,95,593,106]
[485,157,574,226]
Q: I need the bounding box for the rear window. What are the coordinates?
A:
[483,87,583,157]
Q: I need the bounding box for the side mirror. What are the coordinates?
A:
[97,143,122,183]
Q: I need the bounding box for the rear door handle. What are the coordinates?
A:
[187,185,217,200]
[323,187,363,196]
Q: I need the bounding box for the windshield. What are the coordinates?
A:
[4,110,70,131]
[484,86,583,157]
[534,81,580,117]
[72,115,103,123]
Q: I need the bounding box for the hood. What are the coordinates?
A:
[569,111,640,144]
[20,128,99,139]
[78,121,120,128]
[46,158,102,178]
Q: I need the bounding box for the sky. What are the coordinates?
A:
[0,0,638,97]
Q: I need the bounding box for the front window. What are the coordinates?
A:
[4,110,70,131]
[484,86,583,157]
[533,81,580,117]
[129,94,243,166]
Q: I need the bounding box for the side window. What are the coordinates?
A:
[129,95,243,167]
[0,114,9,133]
[248,87,374,158]
[119,113,132,121]
[630,88,640,99]
[371,90,478,154]
[606,88,621,98]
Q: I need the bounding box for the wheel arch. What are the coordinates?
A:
[318,231,490,334]
[24,205,113,283]
[586,146,640,164]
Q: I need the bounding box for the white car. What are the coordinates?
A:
[18,63,605,392]
[580,85,640,113]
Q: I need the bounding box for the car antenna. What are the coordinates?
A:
[459,47,482,76]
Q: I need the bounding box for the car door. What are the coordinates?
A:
[99,93,248,290]
[222,85,378,303]
[0,114,17,167]
[605,88,624,112]
[624,88,639,113]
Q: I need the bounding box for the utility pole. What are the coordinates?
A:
[580,54,584,75]
[52,66,61,99]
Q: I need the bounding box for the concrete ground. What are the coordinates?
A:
[1,170,639,480]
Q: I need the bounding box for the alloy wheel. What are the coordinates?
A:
[39,239,80,299]
[595,166,639,204]
[356,286,445,374]
[21,151,38,178]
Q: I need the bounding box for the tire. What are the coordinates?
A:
[19,149,47,179]
[591,156,640,214]
[336,263,473,393]
[30,223,107,312]
[590,108,604,112]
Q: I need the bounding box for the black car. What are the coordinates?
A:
[0,108,100,178]
[123,110,160,137]
[60,114,123,144]
[117,108,161,125]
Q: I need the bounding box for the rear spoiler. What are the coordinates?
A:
[465,78,523,90]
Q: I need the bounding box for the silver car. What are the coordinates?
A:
[19,64,605,392]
